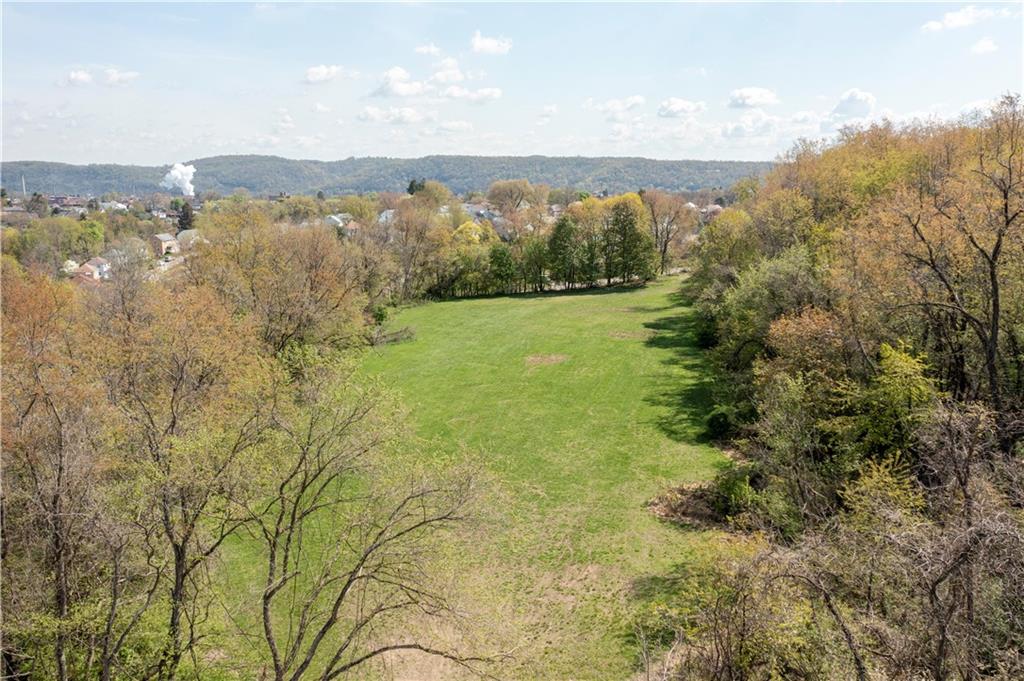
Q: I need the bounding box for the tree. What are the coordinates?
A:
[520,236,548,292]
[547,215,580,288]
[642,189,694,274]
[27,191,49,217]
[868,95,1024,451]
[177,201,194,231]
[2,266,101,681]
[244,350,483,680]
[94,283,275,680]
[407,178,426,195]
[488,243,518,294]
[487,179,536,215]
[605,193,655,283]
[186,206,364,351]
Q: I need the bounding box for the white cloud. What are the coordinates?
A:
[295,135,323,149]
[921,5,1000,32]
[657,98,707,117]
[609,122,636,142]
[439,120,473,133]
[276,112,296,131]
[104,68,140,86]
[253,135,281,148]
[374,66,430,97]
[721,109,780,139]
[313,102,331,113]
[430,57,465,84]
[471,30,512,55]
[537,104,558,125]
[971,37,998,54]
[67,69,93,85]
[831,88,876,118]
[728,87,778,108]
[415,43,442,57]
[791,110,824,125]
[304,64,350,83]
[441,85,502,102]
[587,95,646,121]
[358,105,434,124]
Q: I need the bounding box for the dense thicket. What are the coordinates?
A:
[651,95,1024,680]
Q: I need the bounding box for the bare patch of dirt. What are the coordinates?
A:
[609,330,655,340]
[525,354,569,367]
[534,563,606,609]
[647,483,725,530]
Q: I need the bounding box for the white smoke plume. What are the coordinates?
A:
[160,162,196,197]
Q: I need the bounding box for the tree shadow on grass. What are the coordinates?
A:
[619,560,722,671]
[642,286,715,444]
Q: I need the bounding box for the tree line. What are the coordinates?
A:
[642,95,1024,680]
[1,214,491,679]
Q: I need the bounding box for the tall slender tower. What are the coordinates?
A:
[22,174,27,197]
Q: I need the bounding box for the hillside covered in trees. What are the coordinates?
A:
[0,155,771,197]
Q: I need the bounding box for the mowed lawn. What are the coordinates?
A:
[362,275,730,679]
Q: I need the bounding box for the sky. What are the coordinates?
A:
[2,2,1021,165]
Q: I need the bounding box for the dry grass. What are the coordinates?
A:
[525,353,570,367]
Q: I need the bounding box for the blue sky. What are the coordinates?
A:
[2,2,1021,164]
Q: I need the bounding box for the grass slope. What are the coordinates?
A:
[363,276,729,678]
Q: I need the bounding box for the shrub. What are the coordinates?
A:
[705,404,738,439]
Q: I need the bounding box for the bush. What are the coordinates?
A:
[709,462,758,517]
[694,311,718,348]
[705,404,738,439]
[371,304,389,325]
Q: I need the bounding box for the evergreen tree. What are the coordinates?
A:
[178,202,194,232]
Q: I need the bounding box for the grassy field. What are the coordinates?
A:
[360,275,731,679]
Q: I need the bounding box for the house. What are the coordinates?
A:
[73,257,112,282]
[84,256,112,279]
[99,200,129,212]
[72,269,102,287]
[700,204,723,222]
[150,233,180,256]
[50,195,89,208]
[325,213,354,229]
[74,262,101,280]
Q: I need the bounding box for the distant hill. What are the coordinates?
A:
[1,154,772,197]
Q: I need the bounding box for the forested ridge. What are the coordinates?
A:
[0,155,771,196]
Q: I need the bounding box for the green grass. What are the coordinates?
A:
[360,275,730,678]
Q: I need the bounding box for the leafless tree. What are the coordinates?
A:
[240,355,488,680]
[642,190,695,274]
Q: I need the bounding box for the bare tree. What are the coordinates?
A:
[642,190,695,274]
[240,354,486,680]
